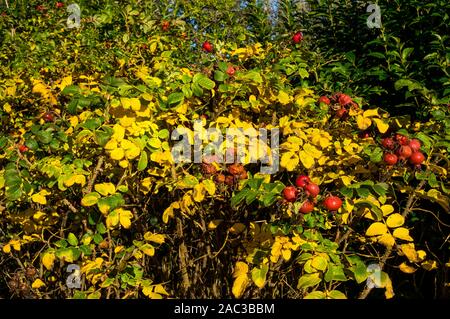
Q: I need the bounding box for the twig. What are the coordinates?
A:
[83,156,104,194]
[176,217,191,293]
[62,199,78,213]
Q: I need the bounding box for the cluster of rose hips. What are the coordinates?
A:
[381,133,426,167]
[282,175,343,214]
[201,153,248,187]
[318,93,356,119]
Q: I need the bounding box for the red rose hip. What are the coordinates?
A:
[299,200,314,214]
[283,186,298,202]
[292,32,303,44]
[409,139,421,152]
[202,41,213,52]
[323,196,342,211]
[295,175,311,188]
[305,183,320,198]
[409,152,425,165]
[384,153,398,165]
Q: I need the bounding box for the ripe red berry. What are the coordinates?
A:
[18,144,29,153]
[305,183,320,198]
[318,96,330,105]
[43,112,54,122]
[299,200,314,214]
[395,134,409,145]
[56,2,64,8]
[336,108,348,119]
[292,32,303,44]
[228,163,244,176]
[283,186,298,202]
[226,65,235,76]
[202,41,213,53]
[384,153,398,165]
[224,175,234,186]
[409,152,425,165]
[381,137,395,150]
[338,94,352,106]
[162,20,170,32]
[215,174,226,183]
[409,139,421,152]
[323,196,343,211]
[397,145,413,159]
[295,175,311,188]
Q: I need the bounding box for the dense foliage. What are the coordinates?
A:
[0,0,449,299]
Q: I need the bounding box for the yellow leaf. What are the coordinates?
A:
[281,151,299,171]
[278,91,291,105]
[42,251,56,270]
[384,276,395,299]
[81,192,101,206]
[118,208,133,229]
[31,193,47,205]
[104,139,117,150]
[31,279,46,289]
[386,213,405,228]
[356,115,372,130]
[400,243,418,262]
[233,262,249,278]
[381,205,395,216]
[144,232,166,244]
[299,150,315,169]
[399,262,417,274]
[303,143,322,159]
[232,274,249,299]
[112,124,125,141]
[417,250,427,262]
[106,210,119,228]
[373,118,389,134]
[366,222,388,236]
[110,148,125,160]
[421,260,438,271]
[282,249,291,261]
[363,109,379,118]
[94,183,116,196]
[202,179,216,196]
[2,244,11,253]
[378,233,395,248]
[58,76,72,91]
[393,227,413,241]
[3,102,12,113]
[140,244,155,256]
[193,183,205,202]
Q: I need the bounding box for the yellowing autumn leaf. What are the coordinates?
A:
[363,109,379,118]
[278,91,291,105]
[299,150,314,169]
[421,260,438,271]
[118,208,133,228]
[386,213,405,228]
[373,118,389,134]
[232,262,249,299]
[366,222,388,236]
[378,233,395,248]
[42,251,56,270]
[110,148,125,160]
[381,205,395,216]
[144,232,166,244]
[399,262,417,274]
[140,244,155,256]
[31,189,51,205]
[392,227,413,241]
[31,279,46,289]
[356,115,372,131]
[281,151,299,171]
[94,183,116,196]
[400,243,418,262]
[81,192,101,206]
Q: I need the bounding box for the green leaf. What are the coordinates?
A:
[324,265,347,282]
[96,222,107,234]
[356,187,371,198]
[67,233,78,246]
[137,151,148,171]
[297,273,322,289]
[327,290,347,299]
[304,291,326,299]
[214,70,227,82]
[196,76,215,90]
[231,189,249,207]
[251,264,268,289]
[55,247,81,263]
[36,131,53,144]
[167,92,184,106]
